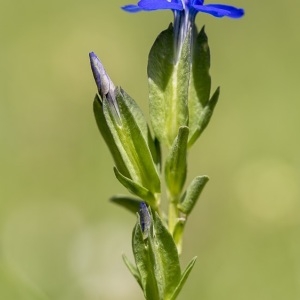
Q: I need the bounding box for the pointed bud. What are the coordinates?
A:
[89,52,120,119]
[139,202,151,239]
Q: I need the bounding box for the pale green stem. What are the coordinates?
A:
[168,193,179,234]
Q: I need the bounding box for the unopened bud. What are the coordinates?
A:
[139,202,151,239]
[89,52,120,119]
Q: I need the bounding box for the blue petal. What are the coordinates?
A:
[121,4,143,12]
[193,4,244,18]
[193,0,205,5]
[138,0,183,11]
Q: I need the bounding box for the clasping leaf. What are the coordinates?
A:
[148,24,191,148]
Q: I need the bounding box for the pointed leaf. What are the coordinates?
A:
[122,254,142,289]
[132,217,160,300]
[148,24,191,147]
[93,95,130,178]
[122,87,160,167]
[170,257,197,300]
[165,126,189,197]
[188,27,211,142]
[178,175,209,215]
[189,27,211,104]
[148,212,181,299]
[193,27,211,107]
[110,195,141,214]
[113,167,157,208]
[188,87,220,147]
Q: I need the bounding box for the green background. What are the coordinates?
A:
[1,0,299,299]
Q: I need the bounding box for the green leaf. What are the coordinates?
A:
[122,87,160,169]
[110,195,141,214]
[188,87,220,147]
[122,254,142,289]
[132,210,186,299]
[148,212,181,299]
[113,167,157,208]
[188,27,211,144]
[188,27,218,147]
[165,126,189,198]
[102,88,160,197]
[132,217,160,300]
[148,24,191,147]
[170,257,197,300]
[93,95,131,178]
[178,175,209,215]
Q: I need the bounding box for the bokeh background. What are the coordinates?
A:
[1,0,299,299]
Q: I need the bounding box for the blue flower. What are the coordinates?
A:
[122,1,244,61]
[122,0,244,19]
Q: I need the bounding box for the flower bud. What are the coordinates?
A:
[139,202,151,239]
[89,52,120,119]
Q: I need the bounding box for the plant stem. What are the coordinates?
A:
[168,194,179,234]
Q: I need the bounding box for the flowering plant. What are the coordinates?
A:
[89,1,244,299]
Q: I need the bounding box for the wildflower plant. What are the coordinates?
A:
[89,1,244,299]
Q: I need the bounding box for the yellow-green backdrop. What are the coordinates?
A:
[1,0,299,299]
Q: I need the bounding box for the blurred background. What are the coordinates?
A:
[1,0,299,299]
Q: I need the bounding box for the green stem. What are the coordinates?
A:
[168,193,179,234]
